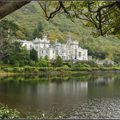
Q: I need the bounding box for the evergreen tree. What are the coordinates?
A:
[30,48,38,61]
[33,22,44,39]
[55,56,63,67]
[44,55,51,67]
[2,41,30,66]
[36,58,48,67]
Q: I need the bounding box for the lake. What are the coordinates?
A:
[0,73,120,118]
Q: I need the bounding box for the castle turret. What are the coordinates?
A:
[66,32,72,60]
[66,32,72,46]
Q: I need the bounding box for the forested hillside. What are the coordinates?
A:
[3,2,120,63]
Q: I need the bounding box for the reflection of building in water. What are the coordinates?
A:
[79,82,88,97]
[95,77,115,86]
[80,82,88,89]
[46,81,88,98]
[95,78,105,85]
[107,77,114,85]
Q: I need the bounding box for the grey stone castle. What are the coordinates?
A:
[21,33,88,61]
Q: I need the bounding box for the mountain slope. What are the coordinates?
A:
[4,1,120,62]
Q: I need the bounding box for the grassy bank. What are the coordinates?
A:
[1,66,120,75]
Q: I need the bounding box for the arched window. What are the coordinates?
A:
[30,45,32,49]
[75,49,77,59]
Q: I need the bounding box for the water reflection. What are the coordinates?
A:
[0,73,120,118]
[94,77,115,85]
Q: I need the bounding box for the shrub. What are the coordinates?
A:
[13,67,17,72]
[61,65,70,70]
[72,60,98,69]
[38,67,48,71]
[23,66,34,72]
[14,61,20,67]
[13,67,24,73]
[29,60,36,66]
[0,106,20,119]
[36,58,48,67]
[63,61,72,67]
[1,67,13,72]
[54,56,63,67]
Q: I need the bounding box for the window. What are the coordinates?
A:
[30,45,32,48]
[35,46,38,50]
[82,57,85,60]
[75,49,77,59]
[79,52,81,57]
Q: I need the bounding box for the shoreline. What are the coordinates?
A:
[1,66,120,75]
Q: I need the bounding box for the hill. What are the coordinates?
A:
[3,1,120,63]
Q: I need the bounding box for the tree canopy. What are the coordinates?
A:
[38,1,120,36]
[1,1,120,36]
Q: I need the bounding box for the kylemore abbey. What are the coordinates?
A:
[20,33,88,61]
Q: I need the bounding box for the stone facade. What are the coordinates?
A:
[20,33,88,61]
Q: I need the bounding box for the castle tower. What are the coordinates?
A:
[66,32,72,46]
[66,32,72,60]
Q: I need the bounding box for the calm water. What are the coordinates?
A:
[0,73,120,118]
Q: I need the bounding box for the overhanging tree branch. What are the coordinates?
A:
[0,1,30,19]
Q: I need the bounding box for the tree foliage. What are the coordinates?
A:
[0,19,30,66]
[54,56,63,67]
[30,48,38,61]
[36,58,48,67]
[1,2,120,65]
[33,22,44,39]
[2,41,30,66]
[0,19,18,38]
[1,1,120,36]
[39,1,120,36]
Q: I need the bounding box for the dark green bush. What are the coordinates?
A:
[0,106,20,119]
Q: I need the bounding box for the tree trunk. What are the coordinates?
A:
[0,1,30,19]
